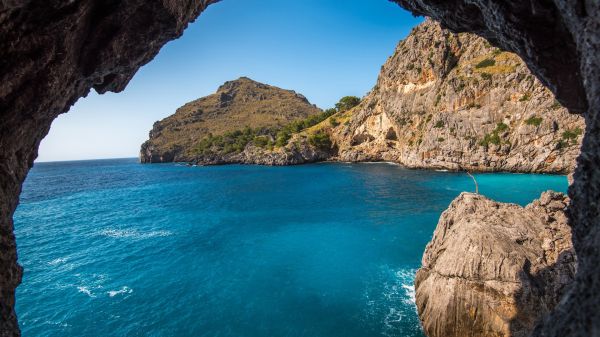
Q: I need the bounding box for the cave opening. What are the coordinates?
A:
[1,0,599,336]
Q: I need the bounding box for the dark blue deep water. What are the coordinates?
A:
[14,159,568,337]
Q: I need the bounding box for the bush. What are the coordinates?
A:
[480,72,492,80]
[434,120,445,128]
[475,58,496,68]
[335,96,361,112]
[525,116,543,126]
[308,131,332,150]
[253,136,271,148]
[495,122,509,133]
[562,128,582,143]
[329,117,340,127]
[275,130,291,147]
[479,123,508,147]
[479,132,501,147]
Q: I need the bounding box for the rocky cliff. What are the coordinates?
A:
[388,2,600,336]
[140,77,321,163]
[328,20,583,173]
[415,191,576,337]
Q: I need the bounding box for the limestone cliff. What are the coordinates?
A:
[329,20,584,173]
[140,77,321,163]
[415,191,576,337]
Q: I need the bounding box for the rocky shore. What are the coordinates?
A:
[415,191,576,337]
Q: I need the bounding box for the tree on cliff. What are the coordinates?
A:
[335,96,361,112]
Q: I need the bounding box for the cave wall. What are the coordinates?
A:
[0,1,218,335]
[0,0,598,336]
[391,1,600,336]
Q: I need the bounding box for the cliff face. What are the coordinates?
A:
[389,2,600,336]
[0,1,220,335]
[331,20,583,173]
[140,77,322,163]
[415,192,576,337]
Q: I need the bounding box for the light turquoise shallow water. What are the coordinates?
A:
[14,159,568,337]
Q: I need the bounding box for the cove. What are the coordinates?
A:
[14,159,568,337]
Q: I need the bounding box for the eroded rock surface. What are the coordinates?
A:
[0,1,218,335]
[390,2,600,336]
[415,192,576,337]
[332,20,583,173]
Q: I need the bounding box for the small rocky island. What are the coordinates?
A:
[140,77,322,164]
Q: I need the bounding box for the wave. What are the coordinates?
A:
[77,286,95,298]
[107,286,133,297]
[362,267,421,336]
[48,257,68,266]
[99,228,173,239]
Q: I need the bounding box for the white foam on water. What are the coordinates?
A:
[107,286,133,297]
[48,257,68,266]
[402,284,416,305]
[363,267,422,336]
[99,228,173,239]
[75,273,109,298]
[77,286,95,298]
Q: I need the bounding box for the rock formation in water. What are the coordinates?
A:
[415,191,576,337]
[331,20,583,173]
[139,77,322,163]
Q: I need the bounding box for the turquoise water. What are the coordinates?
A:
[14,159,568,337]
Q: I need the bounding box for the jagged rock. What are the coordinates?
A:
[0,1,599,337]
[332,20,584,173]
[140,77,322,163]
[0,1,220,335]
[390,2,600,336]
[415,192,576,337]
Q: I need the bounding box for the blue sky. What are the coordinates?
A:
[37,0,422,162]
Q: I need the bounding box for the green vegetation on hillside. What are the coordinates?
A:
[308,131,332,150]
[194,96,361,156]
[562,127,583,143]
[479,123,509,147]
[335,96,361,112]
[525,116,543,126]
[475,58,496,69]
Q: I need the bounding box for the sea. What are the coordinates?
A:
[14,158,569,337]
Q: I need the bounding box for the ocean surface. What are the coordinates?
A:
[14,158,568,337]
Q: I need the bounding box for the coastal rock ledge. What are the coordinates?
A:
[415,192,576,337]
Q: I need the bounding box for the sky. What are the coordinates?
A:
[37,0,423,162]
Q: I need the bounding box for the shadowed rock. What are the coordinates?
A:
[391,1,600,336]
[0,1,219,335]
[415,192,576,337]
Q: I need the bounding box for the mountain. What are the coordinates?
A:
[328,19,583,173]
[139,77,322,163]
[141,21,584,173]
[266,20,584,173]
